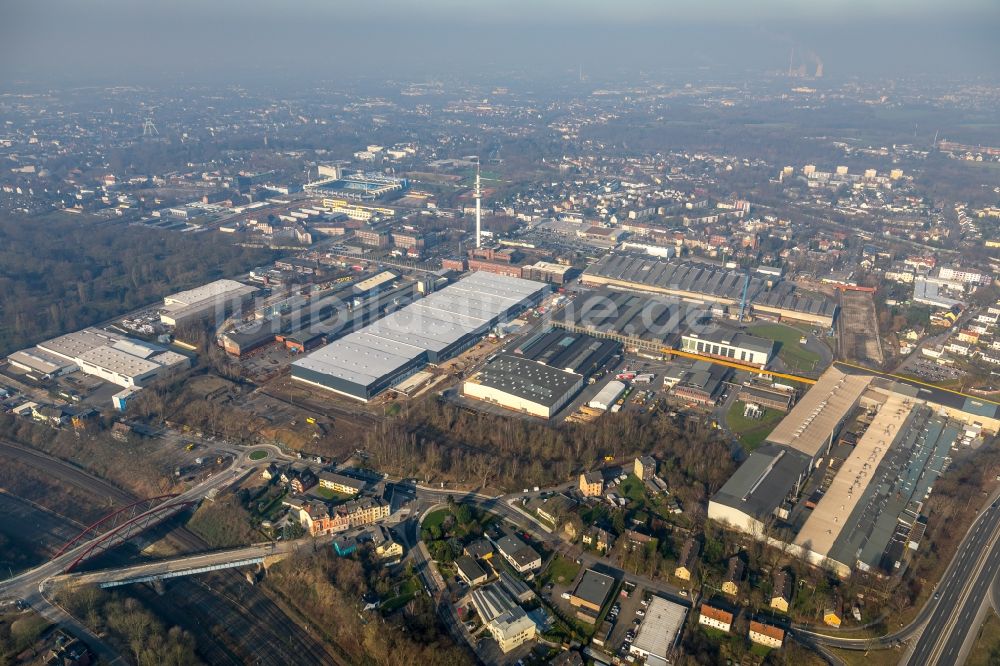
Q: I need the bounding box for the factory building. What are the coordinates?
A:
[514,329,620,377]
[554,287,709,354]
[159,279,257,328]
[12,329,190,389]
[582,254,837,327]
[520,261,574,285]
[463,355,583,419]
[709,365,997,577]
[291,272,546,401]
[629,596,688,666]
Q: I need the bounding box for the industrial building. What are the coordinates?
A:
[291,272,546,401]
[10,329,190,388]
[582,254,837,327]
[160,279,257,327]
[679,326,775,368]
[589,381,626,411]
[669,360,731,406]
[554,287,706,354]
[628,596,688,666]
[736,384,795,412]
[463,355,583,419]
[520,261,574,285]
[514,329,620,377]
[709,365,997,577]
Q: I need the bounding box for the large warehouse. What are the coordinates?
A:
[160,279,257,327]
[291,272,546,401]
[709,365,993,577]
[463,355,584,419]
[582,254,838,327]
[9,328,190,388]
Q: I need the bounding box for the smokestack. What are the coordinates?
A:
[475,160,482,249]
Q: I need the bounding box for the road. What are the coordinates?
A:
[0,441,270,663]
[903,496,1000,665]
[50,539,307,588]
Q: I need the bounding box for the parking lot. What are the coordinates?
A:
[900,357,964,382]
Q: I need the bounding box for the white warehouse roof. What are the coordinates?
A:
[163,279,256,307]
[292,272,546,393]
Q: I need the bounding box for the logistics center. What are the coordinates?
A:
[290,272,547,401]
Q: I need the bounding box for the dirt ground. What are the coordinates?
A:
[838,290,885,366]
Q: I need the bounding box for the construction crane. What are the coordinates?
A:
[737,271,751,322]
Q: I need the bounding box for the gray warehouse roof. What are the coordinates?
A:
[469,355,582,408]
[711,444,812,523]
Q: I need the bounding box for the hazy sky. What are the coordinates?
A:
[2,0,998,86]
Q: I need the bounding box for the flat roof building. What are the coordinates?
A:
[160,279,257,327]
[21,329,190,389]
[765,366,872,463]
[569,569,615,619]
[680,326,775,368]
[292,272,546,401]
[463,355,583,419]
[629,596,688,666]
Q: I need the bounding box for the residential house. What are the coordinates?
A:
[749,621,785,648]
[622,529,656,552]
[281,465,317,494]
[579,471,603,497]
[722,556,744,596]
[634,455,656,481]
[464,539,493,560]
[582,527,613,553]
[456,555,489,587]
[366,524,403,559]
[698,604,733,633]
[261,463,280,481]
[495,534,542,573]
[674,538,699,582]
[318,471,365,495]
[770,571,792,612]
[824,607,842,628]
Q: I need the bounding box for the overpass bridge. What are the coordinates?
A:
[51,540,306,590]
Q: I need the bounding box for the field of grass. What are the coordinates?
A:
[540,554,581,587]
[421,507,450,532]
[750,322,822,372]
[967,610,1000,666]
[248,449,268,461]
[726,400,785,450]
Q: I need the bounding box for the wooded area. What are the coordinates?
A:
[0,215,275,355]
[366,398,736,498]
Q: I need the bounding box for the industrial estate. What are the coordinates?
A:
[1,7,999,665]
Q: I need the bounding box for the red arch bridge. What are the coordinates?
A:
[53,495,199,572]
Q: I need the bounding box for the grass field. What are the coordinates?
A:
[726,400,785,450]
[421,507,451,532]
[750,323,821,372]
[540,555,581,587]
[248,449,268,461]
[967,610,1000,666]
